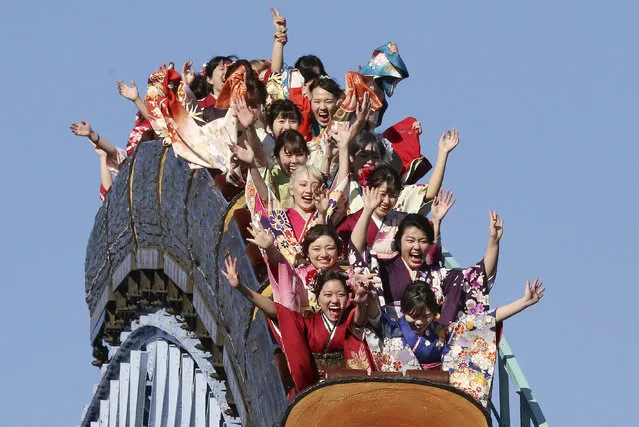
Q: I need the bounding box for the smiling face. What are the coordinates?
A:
[278,144,308,176]
[311,87,338,128]
[404,308,435,335]
[318,279,349,323]
[351,144,383,178]
[373,182,398,219]
[290,171,321,213]
[307,235,339,270]
[400,226,431,270]
[207,60,230,95]
[272,114,300,138]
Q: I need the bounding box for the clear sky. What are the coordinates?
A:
[0,1,636,425]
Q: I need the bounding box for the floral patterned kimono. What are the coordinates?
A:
[272,303,371,398]
[366,309,498,407]
[337,210,406,260]
[145,64,274,186]
[350,244,490,324]
[245,173,347,312]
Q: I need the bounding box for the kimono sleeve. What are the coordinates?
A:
[438,259,490,324]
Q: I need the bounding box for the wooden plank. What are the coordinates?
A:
[108,380,119,427]
[194,370,208,427]
[223,349,247,424]
[137,248,161,270]
[128,351,148,427]
[193,288,221,345]
[149,340,169,427]
[166,345,182,427]
[118,363,131,427]
[180,355,195,426]
[112,253,134,292]
[99,399,109,426]
[164,253,189,293]
[208,392,222,427]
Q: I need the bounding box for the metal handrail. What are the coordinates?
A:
[492,338,548,427]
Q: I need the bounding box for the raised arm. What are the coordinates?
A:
[484,210,504,279]
[232,97,269,168]
[351,186,382,253]
[70,121,119,159]
[430,188,456,243]
[351,279,378,327]
[329,121,353,185]
[495,279,545,322]
[246,222,280,271]
[270,7,287,74]
[181,59,196,87]
[222,256,277,319]
[117,80,149,120]
[425,129,459,201]
[231,138,270,205]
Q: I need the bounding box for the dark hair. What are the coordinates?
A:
[392,214,435,252]
[300,224,343,261]
[295,55,327,81]
[348,131,387,159]
[274,130,309,158]
[224,59,267,107]
[204,55,237,78]
[400,280,440,316]
[367,164,401,195]
[308,77,343,100]
[189,75,212,100]
[313,269,349,296]
[266,99,303,130]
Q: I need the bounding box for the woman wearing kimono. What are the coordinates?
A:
[222,259,372,398]
[363,278,545,407]
[351,187,504,322]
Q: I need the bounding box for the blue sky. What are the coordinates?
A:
[0,1,636,425]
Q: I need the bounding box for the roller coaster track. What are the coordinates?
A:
[79,141,546,426]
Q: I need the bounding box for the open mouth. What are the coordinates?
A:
[328,304,341,318]
[301,194,313,204]
[409,251,423,265]
[317,110,330,124]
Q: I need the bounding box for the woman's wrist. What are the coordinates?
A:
[89,131,99,143]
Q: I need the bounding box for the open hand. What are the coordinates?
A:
[329,121,352,150]
[247,222,274,249]
[229,139,255,165]
[232,97,259,128]
[438,128,459,154]
[313,184,330,214]
[522,278,545,307]
[362,186,382,212]
[221,256,240,288]
[70,121,92,137]
[182,59,195,86]
[117,80,140,101]
[431,189,455,224]
[411,120,422,135]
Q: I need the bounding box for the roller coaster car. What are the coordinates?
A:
[282,370,491,427]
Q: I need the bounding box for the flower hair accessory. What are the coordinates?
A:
[358,165,376,187]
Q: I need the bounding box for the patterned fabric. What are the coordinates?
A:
[126,112,155,156]
[215,64,247,109]
[337,210,406,260]
[366,310,497,408]
[382,116,432,185]
[343,174,428,217]
[265,67,313,140]
[358,42,409,97]
[273,304,371,398]
[145,65,273,183]
[344,71,383,111]
[442,311,497,407]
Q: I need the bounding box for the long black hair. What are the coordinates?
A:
[392,214,435,252]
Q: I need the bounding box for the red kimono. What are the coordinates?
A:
[273,304,371,398]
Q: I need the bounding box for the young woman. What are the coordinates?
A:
[265,99,303,138]
[222,259,371,397]
[365,278,544,407]
[351,201,503,323]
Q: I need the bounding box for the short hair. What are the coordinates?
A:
[392,214,435,252]
[309,77,343,100]
[290,164,323,187]
[301,224,343,260]
[367,164,401,195]
[189,75,212,100]
[266,99,303,130]
[295,54,327,81]
[313,268,349,296]
[274,130,309,158]
[348,131,387,159]
[204,55,237,78]
[400,280,440,316]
